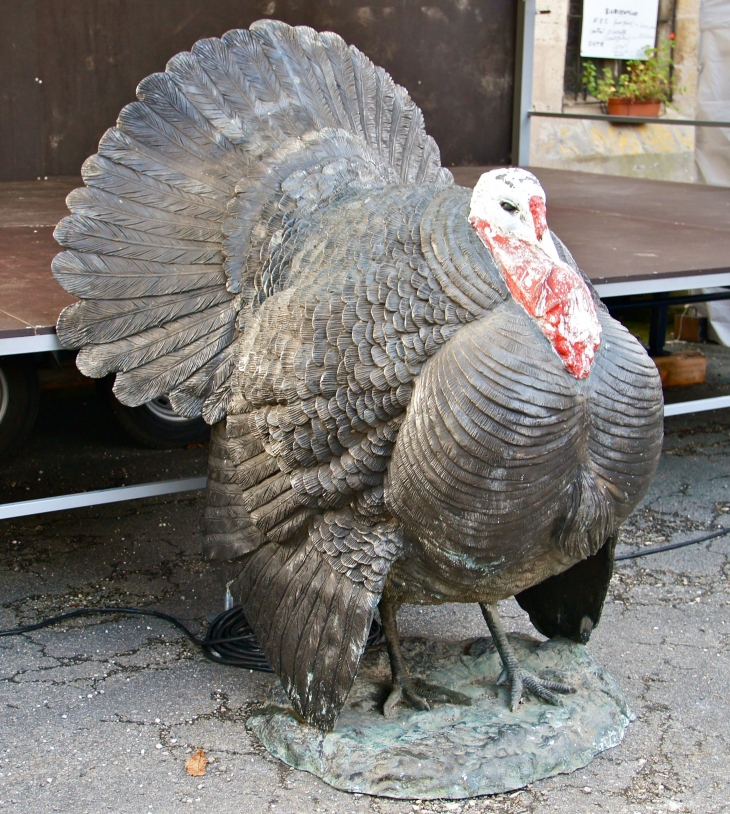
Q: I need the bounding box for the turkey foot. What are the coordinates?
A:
[380,598,471,718]
[479,603,575,712]
[384,677,471,718]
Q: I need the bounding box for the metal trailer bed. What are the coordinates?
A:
[2,167,730,520]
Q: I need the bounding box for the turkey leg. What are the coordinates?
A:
[479,602,575,711]
[379,598,471,717]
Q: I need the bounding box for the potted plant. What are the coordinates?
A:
[582,43,677,117]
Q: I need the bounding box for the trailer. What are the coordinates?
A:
[0,176,212,458]
[2,167,730,519]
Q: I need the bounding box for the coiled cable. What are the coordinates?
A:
[0,604,384,672]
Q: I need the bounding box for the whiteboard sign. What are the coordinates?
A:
[580,0,659,60]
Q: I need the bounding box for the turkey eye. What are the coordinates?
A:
[500,200,518,213]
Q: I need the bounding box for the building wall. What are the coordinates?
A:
[529,0,702,182]
[531,0,570,115]
[695,0,730,185]
[672,0,701,118]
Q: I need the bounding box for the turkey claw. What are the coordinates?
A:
[383,678,471,717]
[383,682,428,717]
[501,669,575,712]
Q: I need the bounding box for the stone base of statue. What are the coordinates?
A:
[247,634,632,799]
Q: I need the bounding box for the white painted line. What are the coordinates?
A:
[0,477,208,520]
[0,333,64,356]
[664,396,730,417]
[596,273,730,298]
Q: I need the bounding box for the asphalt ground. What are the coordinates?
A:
[1,372,730,814]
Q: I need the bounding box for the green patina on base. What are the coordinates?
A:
[247,635,632,800]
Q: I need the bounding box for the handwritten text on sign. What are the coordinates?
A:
[581,0,659,60]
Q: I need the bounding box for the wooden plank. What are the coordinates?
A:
[1,166,728,338]
[451,165,730,233]
[653,351,708,388]
[0,177,79,227]
[0,226,74,336]
[0,309,36,338]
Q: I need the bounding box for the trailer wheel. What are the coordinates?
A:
[100,376,210,449]
[0,357,40,459]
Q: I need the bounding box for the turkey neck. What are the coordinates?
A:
[383,303,663,605]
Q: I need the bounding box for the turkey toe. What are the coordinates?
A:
[383,678,471,717]
[504,668,575,711]
[480,602,575,711]
[383,681,430,718]
[411,678,472,707]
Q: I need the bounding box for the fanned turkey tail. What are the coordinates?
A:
[53,20,451,422]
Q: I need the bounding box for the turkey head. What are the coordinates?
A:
[469,168,601,379]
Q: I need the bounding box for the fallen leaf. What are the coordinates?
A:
[185,749,207,777]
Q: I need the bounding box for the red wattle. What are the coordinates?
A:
[470,216,601,379]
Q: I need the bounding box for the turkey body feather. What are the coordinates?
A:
[53,20,663,731]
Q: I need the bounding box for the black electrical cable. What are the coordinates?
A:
[203,605,272,670]
[0,605,272,670]
[615,526,730,561]
[0,604,385,672]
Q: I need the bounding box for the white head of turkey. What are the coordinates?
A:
[469,168,602,379]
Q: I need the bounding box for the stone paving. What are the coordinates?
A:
[1,384,730,813]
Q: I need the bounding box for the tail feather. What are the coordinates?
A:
[307,28,380,138]
[164,51,261,154]
[81,154,227,220]
[54,21,450,424]
[112,321,235,405]
[205,421,265,559]
[139,68,254,174]
[251,22,333,129]
[74,303,234,378]
[173,347,237,420]
[119,94,240,183]
[223,28,288,108]
[52,252,224,299]
[65,187,221,241]
[318,33,365,139]
[56,215,223,264]
[56,289,231,348]
[96,127,231,198]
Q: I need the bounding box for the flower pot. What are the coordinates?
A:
[607,98,662,117]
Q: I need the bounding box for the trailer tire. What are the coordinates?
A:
[0,357,40,459]
[99,376,210,449]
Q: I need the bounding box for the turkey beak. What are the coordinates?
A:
[529,195,548,242]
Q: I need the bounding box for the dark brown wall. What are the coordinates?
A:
[0,0,517,181]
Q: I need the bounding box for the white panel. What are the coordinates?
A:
[581,0,660,59]
[0,333,64,356]
[0,477,208,520]
[596,272,730,297]
[664,396,730,417]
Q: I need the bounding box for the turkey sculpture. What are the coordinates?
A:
[53,21,664,731]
